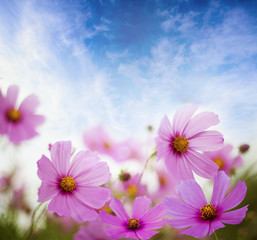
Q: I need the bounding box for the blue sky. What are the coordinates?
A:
[0,0,257,156]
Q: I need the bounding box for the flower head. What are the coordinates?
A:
[164,171,248,238]
[37,141,111,222]
[100,196,166,240]
[0,85,45,144]
[204,144,243,175]
[155,105,224,180]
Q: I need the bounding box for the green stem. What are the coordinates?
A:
[213,232,218,240]
[23,203,44,240]
[137,151,156,187]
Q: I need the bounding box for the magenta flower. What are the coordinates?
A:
[74,217,112,240]
[37,141,111,222]
[0,85,45,144]
[164,171,248,238]
[100,196,166,240]
[204,144,243,175]
[155,105,224,180]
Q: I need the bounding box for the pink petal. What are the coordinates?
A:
[75,161,111,187]
[99,210,124,227]
[209,220,225,236]
[73,226,91,240]
[141,204,166,223]
[136,229,160,239]
[220,180,247,212]
[69,150,100,177]
[125,231,139,239]
[164,151,178,178]
[167,218,198,229]
[219,205,248,224]
[181,221,209,238]
[48,192,70,217]
[7,85,19,106]
[189,130,224,151]
[110,198,130,221]
[104,228,127,239]
[158,115,174,141]
[211,171,230,206]
[173,105,198,136]
[74,186,111,209]
[23,114,45,127]
[37,155,59,183]
[38,182,60,202]
[155,137,172,161]
[184,111,220,137]
[163,197,197,219]
[19,94,40,114]
[185,150,218,179]
[67,194,98,222]
[51,141,72,176]
[177,154,194,180]
[143,220,166,229]
[178,179,207,209]
[132,196,152,219]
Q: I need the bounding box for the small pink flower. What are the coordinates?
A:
[204,144,243,175]
[0,85,45,144]
[37,141,111,222]
[164,171,248,238]
[100,196,166,240]
[155,105,224,180]
[122,174,147,198]
[74,217,112,240]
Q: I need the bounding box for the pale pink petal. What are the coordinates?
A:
[104,228,128,239]
[136,229,160,239]
[219,205,248,224]
[141,204,166,223]
[164,151,179,178]
[19,94,40,114]
[209,220,225,236]
[37,155,59,182]
[99,210,124,227]
[75,161,111,187]
[69,151,100,177]
[220,180,247,212]
[8,124,38,144]
[163,197,197,218]
[173,105,198,136]
[110,198,130,221]
[51,141,71,176]
[23,114,45,127]
[74,186,111,209]
[233,155,243,168]
[178,179,207,209]
[158,115,174,141]
[155,137,172,161]
[38,182,60,202]
[189,131,224,151]
[167,218,199,228]
[185,150,218,179]
[177,154,194,180]
[125,231,138,239]
[184,111,220,137]
[67,194,98,222]
[73,226,91,240]
[211,171,230,206]
[181,221,209,238]
[132,196,152,219]
[7,85,19,106]
[48,192,70,217]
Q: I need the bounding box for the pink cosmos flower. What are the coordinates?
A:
[155,105,224,180]
[164,171,248,238]
[84,125,144,162]
[122,174,147,198]
[100,196,166,240]
[74,217,112,240]
[204,144,243,175]
[37,141,111,223]
[0,85,45,144]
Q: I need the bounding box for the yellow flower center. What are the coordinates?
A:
[6,109,21,123]
[103,141,112,149]
[128,218,140,230]
[60,176,76,192]
[213,157,224,170]
[200,204,216,220]
[159,176,167,187]
[127,184,138,196]
[173,136,189,152]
